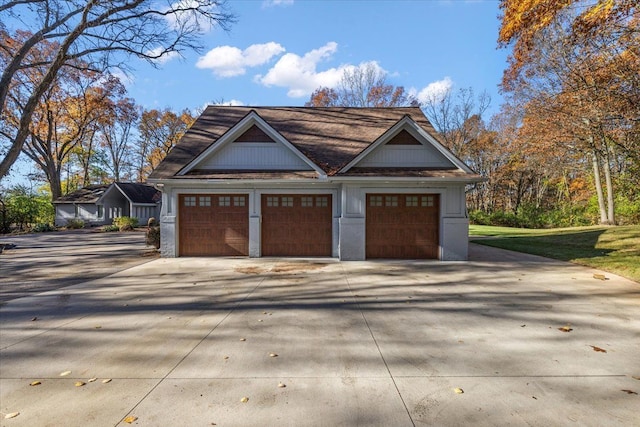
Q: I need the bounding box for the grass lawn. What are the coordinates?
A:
[469,225,640,283]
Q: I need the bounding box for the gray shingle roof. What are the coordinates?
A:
[53,184,110,204]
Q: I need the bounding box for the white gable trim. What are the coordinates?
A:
[339,115,475,174]
[178,111,326,177]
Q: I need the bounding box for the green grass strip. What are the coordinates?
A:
[470,225,640,283]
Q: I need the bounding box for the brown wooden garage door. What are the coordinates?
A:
[179,194,248,256]
[366,193,439,259]
[261,194,332,256]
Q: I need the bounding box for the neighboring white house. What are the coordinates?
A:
[147,106,483,261]
[53,182,161,227]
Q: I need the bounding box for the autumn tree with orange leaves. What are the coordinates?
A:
[0,0,235,181]
[498,0,639,225]
[306,62,414,107]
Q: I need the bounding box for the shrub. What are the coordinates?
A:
[146,225,160,249]
[112,216,138,230]
[66,218,85,229]
[103,224,120,232]
[32,223,55,233]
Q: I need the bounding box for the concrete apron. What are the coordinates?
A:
[0,251,639,426]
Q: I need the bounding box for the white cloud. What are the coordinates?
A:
[414,77,454,104]
[257,42,353,98]
[109,68,134,87]
[145,47,180,64]
[196,42,285,77]
[262,0,294,7]
[209,99,245,106]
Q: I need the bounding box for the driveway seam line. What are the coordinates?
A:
[340,263,416,427]
[114,273,269,427]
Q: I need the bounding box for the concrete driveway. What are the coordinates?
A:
[0,245,639,426]
[0,230,157,303]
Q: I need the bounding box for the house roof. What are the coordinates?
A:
[53,184,110,204]
[53,183,160,205]
[114,182,161,204]
[148,106,480,180]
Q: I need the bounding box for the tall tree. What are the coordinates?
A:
[0,0,235,180]
[420,86,491,157]
[97,94,139,182]
[305,62,414,107]
[136,108,195,181]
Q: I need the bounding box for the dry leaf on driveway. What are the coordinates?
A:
[558,326,573,332]
[4,412,20,419]
[590,345,607,353]
[454,388,464,394]
[123,415,138,423]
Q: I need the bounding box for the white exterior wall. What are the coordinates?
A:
[158,180,470,261]
[358,145,451,168]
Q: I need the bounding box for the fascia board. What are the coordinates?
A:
[338,115,476,175]
[177,111,326,178]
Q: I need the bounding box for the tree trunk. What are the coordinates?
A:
[592,149,608,224]
[603,145,616,225]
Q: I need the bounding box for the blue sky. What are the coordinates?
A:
[126,0,509,114]
[5,0,510,187]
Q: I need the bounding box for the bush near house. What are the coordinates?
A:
[146,217,160,249]
[113,216,138,231]
[66,219,85,229]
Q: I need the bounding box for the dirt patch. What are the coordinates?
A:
[271,262,328,273]
[234,262,329,275]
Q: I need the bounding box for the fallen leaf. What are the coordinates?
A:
[590,345,607,353]
[558,326,573,332]
[88,378,97,383]
[102,379,112,383]
[123,415,138,423]
[31,317,38,321]
[239,338,246,341]
[521,325,526,327]
[258,319,263,322]
[621,389,638,395]
[74,381,86,387]
[269,353,278,357]
[60,371,71,376]
[94,325,101,329]
[240,397,249,403]
[593,273,606,280]
[277,382,286,388]
[30,380,42,386]
[4,412,19,419]
[632,376,640,381]
[223,356,229,360]
[454,388,464,394]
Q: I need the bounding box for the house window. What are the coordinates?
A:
[233,196,245,207]
[266,196,278,207]
[97,205,104,218]
[301,196,313,207]
[406,196,418,207]
[385,196,398,207]
[316,196,328,207]
[219,196,231,207]
[281,196,293,207]
[184,196,196,207]
[421,196,434,207]
[199,196,211,207]
[370,196,383,207]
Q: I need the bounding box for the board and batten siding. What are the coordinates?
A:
[358,145,452,168]
[199,142,312,170]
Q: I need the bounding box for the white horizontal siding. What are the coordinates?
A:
[359,145,453,168]
[199,143,312,170]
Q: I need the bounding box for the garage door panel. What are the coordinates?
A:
[179,194,248,256]
[366,193,439,259]
[262,194,332,257]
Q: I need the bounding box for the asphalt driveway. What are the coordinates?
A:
[0,245,639,426]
